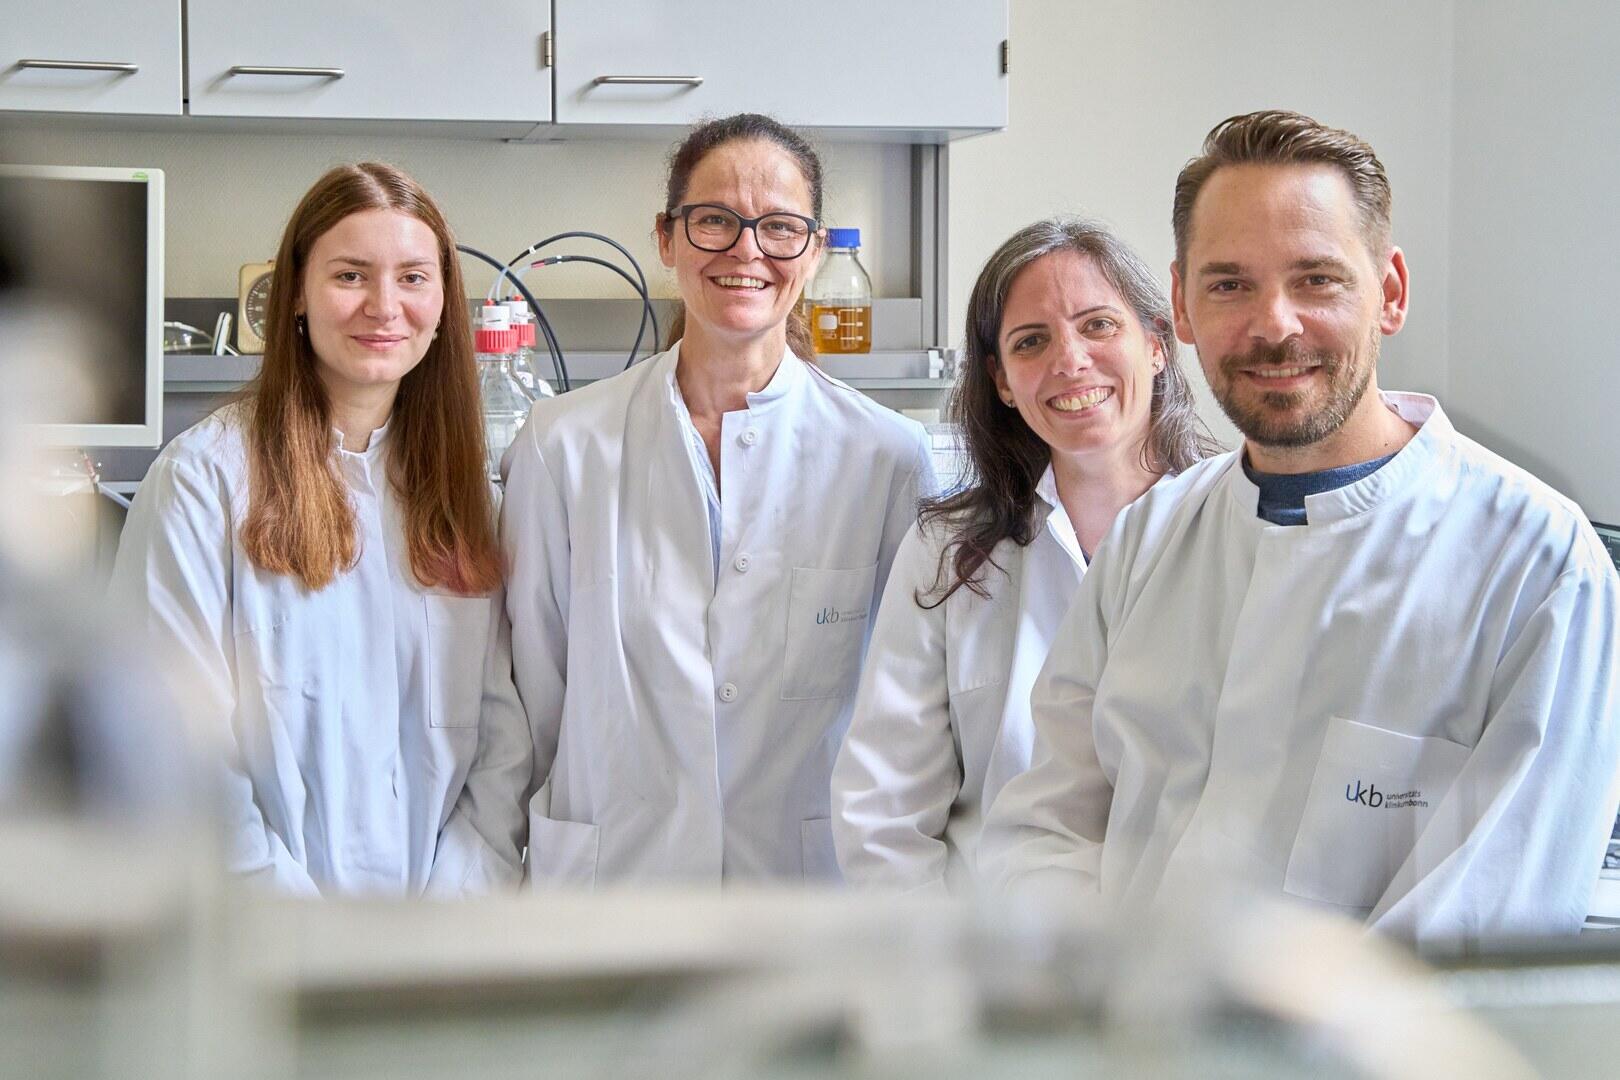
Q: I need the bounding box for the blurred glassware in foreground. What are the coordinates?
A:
[0,211,266,1080]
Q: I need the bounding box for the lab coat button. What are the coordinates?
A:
[733,553,751,573]
[717,681,738,703]
[739,429,759,447]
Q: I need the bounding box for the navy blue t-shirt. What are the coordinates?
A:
[1242,451,1397,526]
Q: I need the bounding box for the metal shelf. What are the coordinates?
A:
[163,350,957,393]
[836,378,953,390]
[162,353,260,392]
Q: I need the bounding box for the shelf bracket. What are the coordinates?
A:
[911,144,951,351]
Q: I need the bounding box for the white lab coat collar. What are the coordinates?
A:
[662,338,806,417]
[745,344,805,407]
[332,416,393,458]
[1225,391,1448,527]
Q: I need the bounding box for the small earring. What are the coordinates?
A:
[1002,396,1016,408]
[295,314,307,337]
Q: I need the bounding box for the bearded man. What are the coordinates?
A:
[980,110,1620,948]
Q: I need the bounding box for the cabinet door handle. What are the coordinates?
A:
[18,58,139,74]
[228,65,345,79]
[591,75,703,87]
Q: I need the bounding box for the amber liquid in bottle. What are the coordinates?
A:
[809,303,872,354]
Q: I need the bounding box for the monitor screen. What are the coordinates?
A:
[1594,521,1620,577]
[1592,520,1620,912]
[0,165,164,447]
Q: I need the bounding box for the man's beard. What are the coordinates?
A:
[1211,334,1375,449]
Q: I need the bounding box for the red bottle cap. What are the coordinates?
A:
[475,326,517,354]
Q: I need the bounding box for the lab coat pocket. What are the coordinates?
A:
[801,817,842,883]
[424,593,491,729]
[237,614,304,688]
[946,587,1015,695]
[527,812,600,888]
[1283,717,1470,910]
[781,564,879,701]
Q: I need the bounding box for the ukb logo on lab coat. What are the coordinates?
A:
[784,564,878,701]
[1346,779,1385,807]
[1284,717,1469,909]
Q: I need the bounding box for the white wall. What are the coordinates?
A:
[2,127,915,302]
[946,0,1456,447]
[1447,1,1620,522]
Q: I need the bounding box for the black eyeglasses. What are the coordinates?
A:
[668,203,820,260]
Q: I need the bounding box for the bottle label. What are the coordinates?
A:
[817,312,840,331]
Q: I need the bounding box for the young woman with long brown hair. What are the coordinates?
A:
[831,217,1219,892]
[111,163,529,896]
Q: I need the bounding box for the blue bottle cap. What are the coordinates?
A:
[826,227,861,248]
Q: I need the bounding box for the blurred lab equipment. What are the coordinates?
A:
[808,227,873,354]
[0,581,253,1080]
[0,201,266,1080]
[206,887,1609,1080]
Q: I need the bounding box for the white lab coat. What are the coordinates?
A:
[831,466,1089,893]
[981,393,1620,946]
[109,404,531,897]
[501,343,934,886]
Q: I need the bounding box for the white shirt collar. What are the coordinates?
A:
[1034,463,1087,568]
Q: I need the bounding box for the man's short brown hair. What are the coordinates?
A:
[1172,110,1392,270]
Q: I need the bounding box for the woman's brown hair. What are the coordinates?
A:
[655,113,822,359]
[240,162,500,595]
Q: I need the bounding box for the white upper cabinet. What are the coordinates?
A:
[0,0,182,115]
[2,2,1007,138]
[552,0,1007,132]
[185,0,551,122]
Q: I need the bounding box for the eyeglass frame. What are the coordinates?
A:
[665,202,822,260]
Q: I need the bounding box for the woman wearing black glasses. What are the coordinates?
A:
[502,113,935,887]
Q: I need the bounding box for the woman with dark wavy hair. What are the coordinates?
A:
[832,216,1218,892]
[111,163,530,896]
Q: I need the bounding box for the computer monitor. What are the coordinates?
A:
[0,165,164,448]
[1594,520,1620,577]
[1590,519,1620,926]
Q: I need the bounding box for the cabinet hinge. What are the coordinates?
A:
[1000,39,1010,75]
[540,30,554,69]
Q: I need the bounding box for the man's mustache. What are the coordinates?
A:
[1220,340,1337,377]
